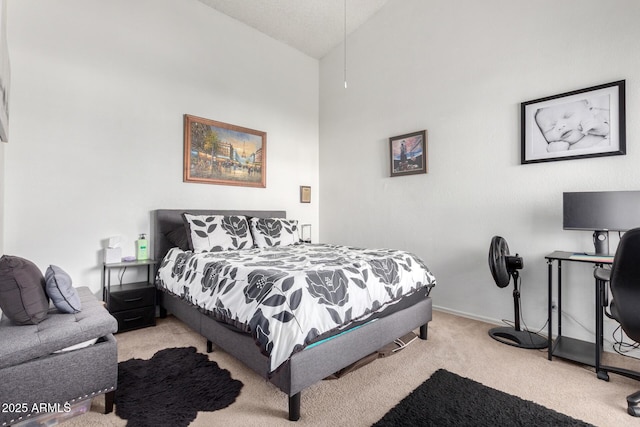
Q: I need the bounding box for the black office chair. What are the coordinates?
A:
[594,227,640,417]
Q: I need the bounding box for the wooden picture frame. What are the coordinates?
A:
[184,114,266,187]
[389,130,427,177]
[521,80,625,164]
[300,186,311,203]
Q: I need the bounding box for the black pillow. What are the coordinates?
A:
[166,226,191,251]
[0,255,49,325]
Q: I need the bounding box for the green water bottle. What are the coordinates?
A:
[136,233,148,260]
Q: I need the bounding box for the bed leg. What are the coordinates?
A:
[159,306,167,318]
[420,323,428,340]
[206,339,213,353]
[289,392,301,421]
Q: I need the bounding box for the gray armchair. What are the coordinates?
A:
[0,287,118,426]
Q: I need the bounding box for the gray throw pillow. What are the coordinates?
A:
[166,226,191,251]
[45,265,82,313]
[0,255,49,325]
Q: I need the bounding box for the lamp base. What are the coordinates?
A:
[488,326,548,349]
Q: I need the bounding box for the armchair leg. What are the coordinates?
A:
[105,390,115,414]
[419,324,428,340]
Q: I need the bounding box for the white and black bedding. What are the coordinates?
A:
[152,209,436,421]
[156,243,436,373]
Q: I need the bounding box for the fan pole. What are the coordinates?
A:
[512,271,521,332]
[488,270,548,349]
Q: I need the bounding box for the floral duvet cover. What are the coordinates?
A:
[156,243,436,373]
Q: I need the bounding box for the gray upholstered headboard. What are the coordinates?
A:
[150,209,286,270]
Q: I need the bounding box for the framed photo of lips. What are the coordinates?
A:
[521,80,625,164]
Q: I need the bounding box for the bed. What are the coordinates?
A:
[151,209,436,421]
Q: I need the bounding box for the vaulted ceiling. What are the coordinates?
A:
[197,0,390,59]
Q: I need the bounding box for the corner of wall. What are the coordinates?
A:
[0,141,4,255]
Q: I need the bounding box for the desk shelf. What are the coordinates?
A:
[546,251,613,377]
[552,336,596,367]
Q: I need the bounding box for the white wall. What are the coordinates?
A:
[3,0,319,292]
[0,0,6,257]
[319,0,640,345]
[0,140,4,256]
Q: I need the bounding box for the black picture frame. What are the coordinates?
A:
[521,80,625,164]
[389,130,427,177]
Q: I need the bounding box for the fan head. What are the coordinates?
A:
[488,236,523,288]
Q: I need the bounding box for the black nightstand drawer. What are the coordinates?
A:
[113,306,155,332]
[109,282,155,311]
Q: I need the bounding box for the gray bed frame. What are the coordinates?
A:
[151,209,432,421]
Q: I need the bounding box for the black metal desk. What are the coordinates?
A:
[545,251,613,375]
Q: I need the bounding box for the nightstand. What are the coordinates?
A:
[102,259,156,333]
[300,224,312,243]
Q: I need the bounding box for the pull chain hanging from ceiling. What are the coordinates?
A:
[344,0,348,89]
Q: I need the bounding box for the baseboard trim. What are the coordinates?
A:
[433,305,504,326]
[432,305,640,358]
[432,305,548,338]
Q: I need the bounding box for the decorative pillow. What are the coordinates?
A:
[250,218,299,248]
[45,265,82,313]
[0,255,49,325]
[166,226,191,251]
[183,214,253,252]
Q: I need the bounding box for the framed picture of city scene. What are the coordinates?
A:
[184,114,266,187]
[521,80,625,164]
[389,130,427,177]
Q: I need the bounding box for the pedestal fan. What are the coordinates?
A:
[488,236,547,349]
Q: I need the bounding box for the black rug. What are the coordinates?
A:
[115,347,243,427]
[373,369,594,427]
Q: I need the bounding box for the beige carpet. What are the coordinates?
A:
[68,310,640,427]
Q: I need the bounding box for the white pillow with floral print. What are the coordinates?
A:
[183,214,253,252]
[250,218,299,248]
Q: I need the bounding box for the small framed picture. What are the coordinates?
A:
[389,130,427,177]
[521,80,625,164]
[300,186,311,203]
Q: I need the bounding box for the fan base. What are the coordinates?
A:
[488,326,548,349]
